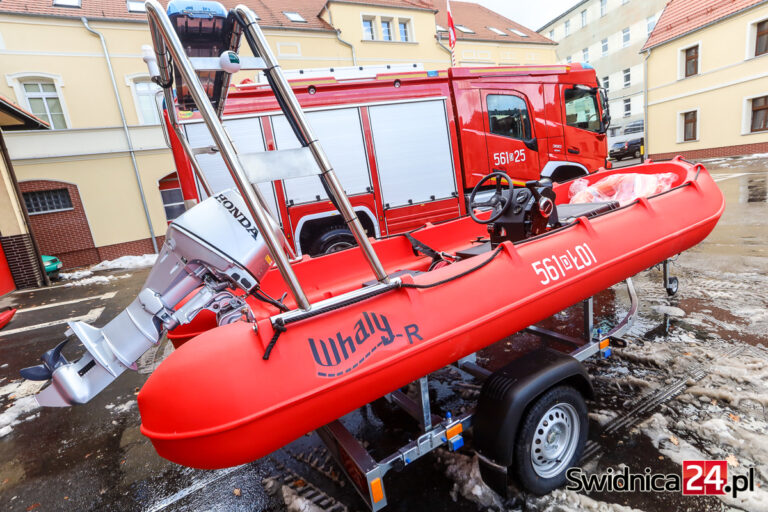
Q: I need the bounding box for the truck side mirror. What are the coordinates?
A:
[524,138,538,151]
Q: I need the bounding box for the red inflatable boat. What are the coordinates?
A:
[0,307,16,330]
[139,158,724,469]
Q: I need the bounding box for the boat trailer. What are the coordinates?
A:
[316,277,641,510]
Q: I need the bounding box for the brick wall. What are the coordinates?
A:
[650,141,768,161]
[0,233,45,289]
[18,179,98,269]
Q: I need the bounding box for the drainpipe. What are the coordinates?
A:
[322,6,356,66]
[82,17,158,254]
[436,32,452,59]
[643,49,651,160]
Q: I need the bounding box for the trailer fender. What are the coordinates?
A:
[472,348,592,495]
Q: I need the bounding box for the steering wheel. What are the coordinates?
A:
[468,171,514,224]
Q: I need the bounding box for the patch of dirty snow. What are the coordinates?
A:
[651,305,686,318]
[91,254,157,271]
[0,396,40,438]
[641,413,768,512]
[437,449,505,509]
[109,400,136,414]
[529,488,647,512]
[60,269,93,280]
[279,484,324,512]
[64,274,131,287]
[0,379,45,400]
[589,409,619,427]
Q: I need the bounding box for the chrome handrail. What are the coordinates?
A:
[145,0,311,310]
[232,5,389,285]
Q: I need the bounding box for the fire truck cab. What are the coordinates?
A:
[168,65,609,256]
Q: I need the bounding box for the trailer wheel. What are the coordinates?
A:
[310,226,356,255]
[513,386,588,495]
[666,276,679,296]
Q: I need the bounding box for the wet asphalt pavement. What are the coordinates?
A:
[0,156,766,512]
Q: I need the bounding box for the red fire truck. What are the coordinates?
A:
[167,65,610,256]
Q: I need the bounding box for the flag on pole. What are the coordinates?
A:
[446,0,457,66]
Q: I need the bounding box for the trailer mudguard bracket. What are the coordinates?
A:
[473,348,592,477]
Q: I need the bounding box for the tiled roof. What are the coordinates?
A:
[434,1,554,44]
[0,1,433,28]
[0,95,50,130]
[642,0,768,50]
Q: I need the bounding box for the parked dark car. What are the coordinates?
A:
[609,137,643,161]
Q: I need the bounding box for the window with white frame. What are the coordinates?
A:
[436,25,447,32]
[488,26,506,36]
[623,68,631,87]
[509,28,528,37]
[601,38,608,56]
[603,75,610,92]
[582,47,589,62]
[564,20,570,36]
[750,95,768,133]
[681,110,697,141]
[53,0,81,6]
[381,18,393,40]
[362,17,376,40]
[398,19,412,41]
[600,0,607,17]
[677,43,700,79]
[132,78,161,125]
[549,29,554,40]
[622,27,630,47]
[749,18,768,58]
[623,98,631,117]
[21,80,67,129]
[581,10,587,27]
[647,15,657,35]
[455,24,475,34]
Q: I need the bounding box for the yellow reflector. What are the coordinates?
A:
[446,423,463,439]
[371,478,384,503]
[599,338,610,349]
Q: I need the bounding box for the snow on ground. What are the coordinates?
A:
[91,254,157,271]
[59,253,155,285]
[529,489,646,512]
[0,396,40,438]
[63,274,132,287]
[0,380,44,438]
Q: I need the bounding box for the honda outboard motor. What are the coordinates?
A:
[22,189,285,407]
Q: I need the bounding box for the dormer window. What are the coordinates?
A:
[283,12,306,23]
[488,27,506,36]
[53,0,81,7]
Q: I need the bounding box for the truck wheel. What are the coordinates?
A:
[633,149,641,159]
[512,386,588,495]
[310,226,356,255]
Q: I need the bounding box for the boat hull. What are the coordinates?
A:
[139,159,724,469]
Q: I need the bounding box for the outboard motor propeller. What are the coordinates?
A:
[22,189,286,407]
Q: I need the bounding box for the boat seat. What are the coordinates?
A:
[556,201,619,223]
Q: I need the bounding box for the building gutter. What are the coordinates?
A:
[81,17,158,254]
[436,33,452,57]
[322,5,356,65]
[643,49,650,157]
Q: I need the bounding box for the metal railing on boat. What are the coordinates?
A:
[143,0,389,312]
